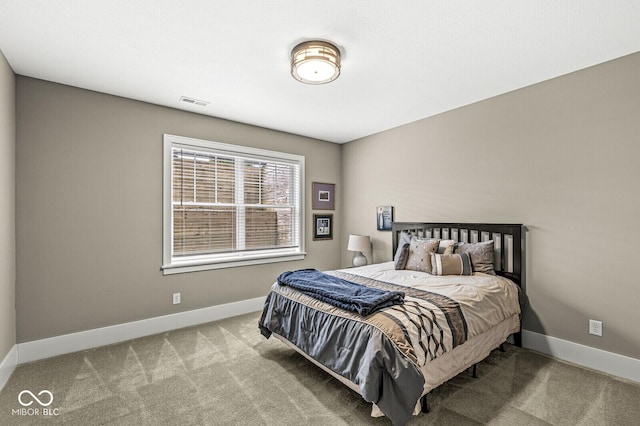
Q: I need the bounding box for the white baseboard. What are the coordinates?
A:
[0,345,18,392]
[12,302,638,386]
[522,330,640,383]
[17,296,265,365]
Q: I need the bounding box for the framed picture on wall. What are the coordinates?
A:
[313,214,333,240]
[376,206,393,231]
[312,182,335,210]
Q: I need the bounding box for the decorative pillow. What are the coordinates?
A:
[405,238,440,273]
[430,253,473,276]
[437,240,456,255]
[394,243,411,270]
[455,240,495,275]
[393,232,412,264]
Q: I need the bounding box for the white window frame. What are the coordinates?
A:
[162,134,305,274]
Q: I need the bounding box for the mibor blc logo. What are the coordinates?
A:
[18,390,53,407]
[12,390,60,416]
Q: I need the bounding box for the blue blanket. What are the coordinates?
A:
[277,269,404,316]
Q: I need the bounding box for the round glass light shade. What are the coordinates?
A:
[291,40,341,85]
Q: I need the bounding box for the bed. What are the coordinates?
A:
[259,222,524,426]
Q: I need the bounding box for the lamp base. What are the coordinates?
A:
[352,252,368,267]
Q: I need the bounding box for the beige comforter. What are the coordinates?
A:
[343,262,521,340]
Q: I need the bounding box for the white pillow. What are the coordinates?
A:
[438,240,456,254]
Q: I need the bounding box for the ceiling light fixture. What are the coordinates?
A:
[290,40,341,85]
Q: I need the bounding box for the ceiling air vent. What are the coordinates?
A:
[179,96,210,107]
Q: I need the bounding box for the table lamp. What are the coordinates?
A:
[347,234,370,267]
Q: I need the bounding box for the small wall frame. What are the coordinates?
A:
[313,214,333,240]
[376,206,393,231]
[312,182,335,210]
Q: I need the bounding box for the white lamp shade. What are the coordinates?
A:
[347,235,370,252]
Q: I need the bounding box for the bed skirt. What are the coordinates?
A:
[273,313,520,418]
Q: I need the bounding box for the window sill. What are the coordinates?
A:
[162,252,306,275]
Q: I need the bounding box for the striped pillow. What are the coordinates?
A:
[430,252,473,276]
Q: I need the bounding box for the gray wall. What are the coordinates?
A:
[0,50,16,361]
[15,77,342,342]
[342,52,640,359]
[12,52,640,362]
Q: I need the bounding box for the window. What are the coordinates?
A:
[162,134,305,274]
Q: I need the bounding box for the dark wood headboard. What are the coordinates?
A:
[392,222,525,288]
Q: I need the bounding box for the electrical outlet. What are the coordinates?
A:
[173,293,181,305]
[589,319,602,336]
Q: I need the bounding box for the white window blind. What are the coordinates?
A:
[163,135,305,274]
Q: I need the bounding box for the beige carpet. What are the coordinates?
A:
[1,311,638,425]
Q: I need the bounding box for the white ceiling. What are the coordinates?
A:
[1,1,639,144]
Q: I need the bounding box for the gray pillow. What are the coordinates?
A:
[455,240,495,275]
[394,243,411,270]
[405,238,440,273]
[393,232,412,263]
